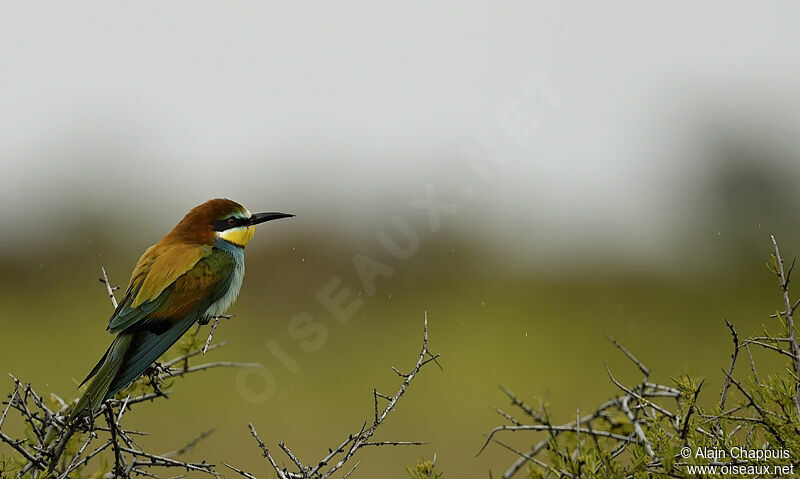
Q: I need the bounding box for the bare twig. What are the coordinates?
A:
[228,313,439,479]
[162,360,261,379]
[719,320,738,410]
[105,406,127,476]
[480,423,634,455]
[605,366,675,420]
[739,339,796,359]
[248,423,291,479]
[682,379,704,441]
[202,314,234,354]
[163,428,216,458]
[119,445,218,475]
[720,369,785,446]
[341,459,362,479]
[100,266,119,309]
[58,439,111,479]
[714,320,739,440]
[499,386,548,424]
[0,388,17,431]
[745,344,760,385]
[223,462,260,479]
[490,437,576,479]
[606,333,650,380]
[770,235,800,418]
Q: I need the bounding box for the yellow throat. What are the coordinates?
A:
[218,225,256,247]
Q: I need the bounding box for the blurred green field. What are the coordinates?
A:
[0,231,791,477]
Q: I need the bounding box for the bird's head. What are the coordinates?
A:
[170,198,293,247]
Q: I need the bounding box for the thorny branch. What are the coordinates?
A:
[0,267,255,478]
[201,314,234,354]
[484,332,713,478]
[224,312,439,479]
[770,235,800,418]
[485,236,800,478]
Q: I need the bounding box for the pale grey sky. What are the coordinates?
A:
[2,2,800,259]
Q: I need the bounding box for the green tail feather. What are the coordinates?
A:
[70,334,132,420]
[48,315,198,472]
[46,335,132,473]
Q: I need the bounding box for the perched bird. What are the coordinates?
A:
[71,198,293,418]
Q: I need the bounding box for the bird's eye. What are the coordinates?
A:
[227,218,236,226]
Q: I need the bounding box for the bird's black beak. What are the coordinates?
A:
[248,212,294,226]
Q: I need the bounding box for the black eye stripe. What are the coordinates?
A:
[211,216,248,231]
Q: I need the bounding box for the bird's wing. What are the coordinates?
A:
[107,242,213,334]
[104,249,238,396]
[81,247,237,393]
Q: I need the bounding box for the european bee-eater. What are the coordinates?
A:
[71,198,292,418]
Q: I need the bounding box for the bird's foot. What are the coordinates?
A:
[144,362,171,395]
[144,361,163,375]
[198,314,233,326]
